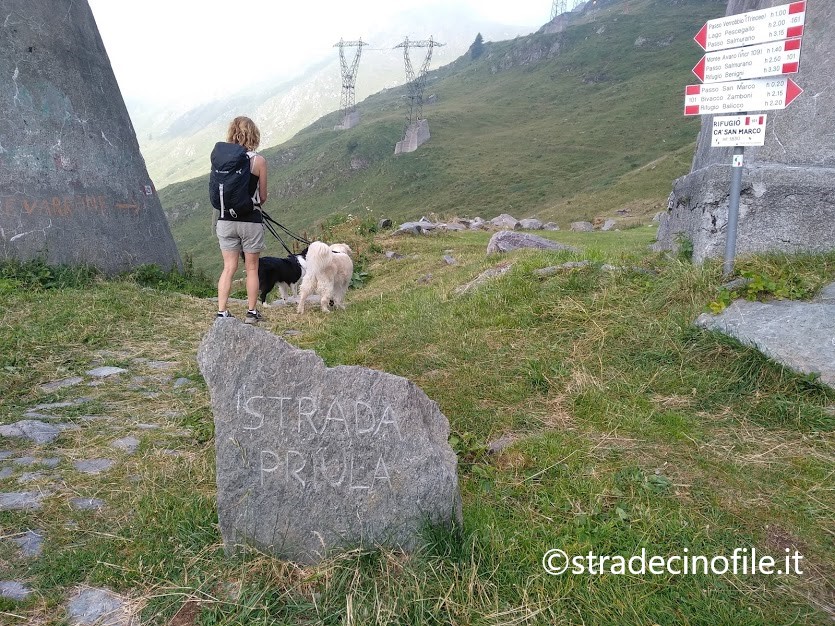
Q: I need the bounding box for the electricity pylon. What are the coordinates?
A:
[552,0,586,19]
[551,0,567,20]
[394,36,444,125]
[333,39,367,117]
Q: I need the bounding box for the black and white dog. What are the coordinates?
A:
[254,248,308,304]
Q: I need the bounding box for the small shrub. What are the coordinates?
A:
[349,270,369,289]
[675,234,693,262]
[708,269,817,313]
[354,215,379,236]
[0,258,99,290]
[708,289,733,313]
[318,213,351,240]
[740,270,790,301]
[449,430,487,464]
[123,255,214,297]
[0,278,20,295]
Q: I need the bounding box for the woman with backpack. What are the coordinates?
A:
[212,116,269,323]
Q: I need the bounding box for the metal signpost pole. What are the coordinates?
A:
[724,145,745,277]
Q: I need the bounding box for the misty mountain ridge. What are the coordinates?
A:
[130,5,543,188]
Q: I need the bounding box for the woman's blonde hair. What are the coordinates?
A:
[226,116,261,151]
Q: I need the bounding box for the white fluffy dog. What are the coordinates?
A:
[297,241,354,313]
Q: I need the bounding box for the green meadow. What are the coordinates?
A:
[2,0,833,623]
[1,223,833,623]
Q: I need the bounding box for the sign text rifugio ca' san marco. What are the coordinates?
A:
[681,1,808,276]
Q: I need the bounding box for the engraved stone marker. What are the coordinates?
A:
[197,321,462,564]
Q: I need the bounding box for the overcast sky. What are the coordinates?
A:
[87,0,559,108]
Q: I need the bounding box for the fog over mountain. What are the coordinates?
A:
[126,5,545,188]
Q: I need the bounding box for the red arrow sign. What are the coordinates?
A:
[695,1,806,52]
[693,56,706,81]
[785,78,803,106]
[694,24,708,50]
[692,38,803,83]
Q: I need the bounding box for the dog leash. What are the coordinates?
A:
[261,210,312,246]
[262,218,294,256]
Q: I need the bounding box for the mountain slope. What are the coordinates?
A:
[160,0,726,274]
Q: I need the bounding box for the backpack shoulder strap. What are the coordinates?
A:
[247,151,262,207]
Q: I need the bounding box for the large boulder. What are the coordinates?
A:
[197,321,462,564]
[490,214,521,230]
[570,221,595,232]
[695,290,835,388]
[395,222,425,236]
[487,231,579,255]
[519,218,544,230]
[655,0,835,263]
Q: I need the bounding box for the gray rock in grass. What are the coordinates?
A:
[0,580,33,600]
[66,587,136,626]
[487,231,579,255]
[10,529,44,558]
[198,321,462,564]
[696,298,835,388]
[38,377,84,393]
[86,366,128,378]
[73,459,116,475]
[0,491,45,511]
[0,420,63,445]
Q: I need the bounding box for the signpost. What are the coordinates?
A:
[684,1,807,276]
[711,115,768,148]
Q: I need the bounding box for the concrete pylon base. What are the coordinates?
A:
[334,111,360,131]
[394,119,431,155]
[0,0,182,274]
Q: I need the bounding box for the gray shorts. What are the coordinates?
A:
[216,220,265,253]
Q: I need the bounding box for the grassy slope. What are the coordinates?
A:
[7,1,833,623]
[160,0,722,276]
[1,226,833,624]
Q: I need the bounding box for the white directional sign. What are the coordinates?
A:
[684,77,803,116]
[694,1,806,52]
[693,38,802,83]
[711,114,768,147]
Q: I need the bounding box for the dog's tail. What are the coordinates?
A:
[306,241,332,270]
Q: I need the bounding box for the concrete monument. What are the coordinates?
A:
[0,0,181,274]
